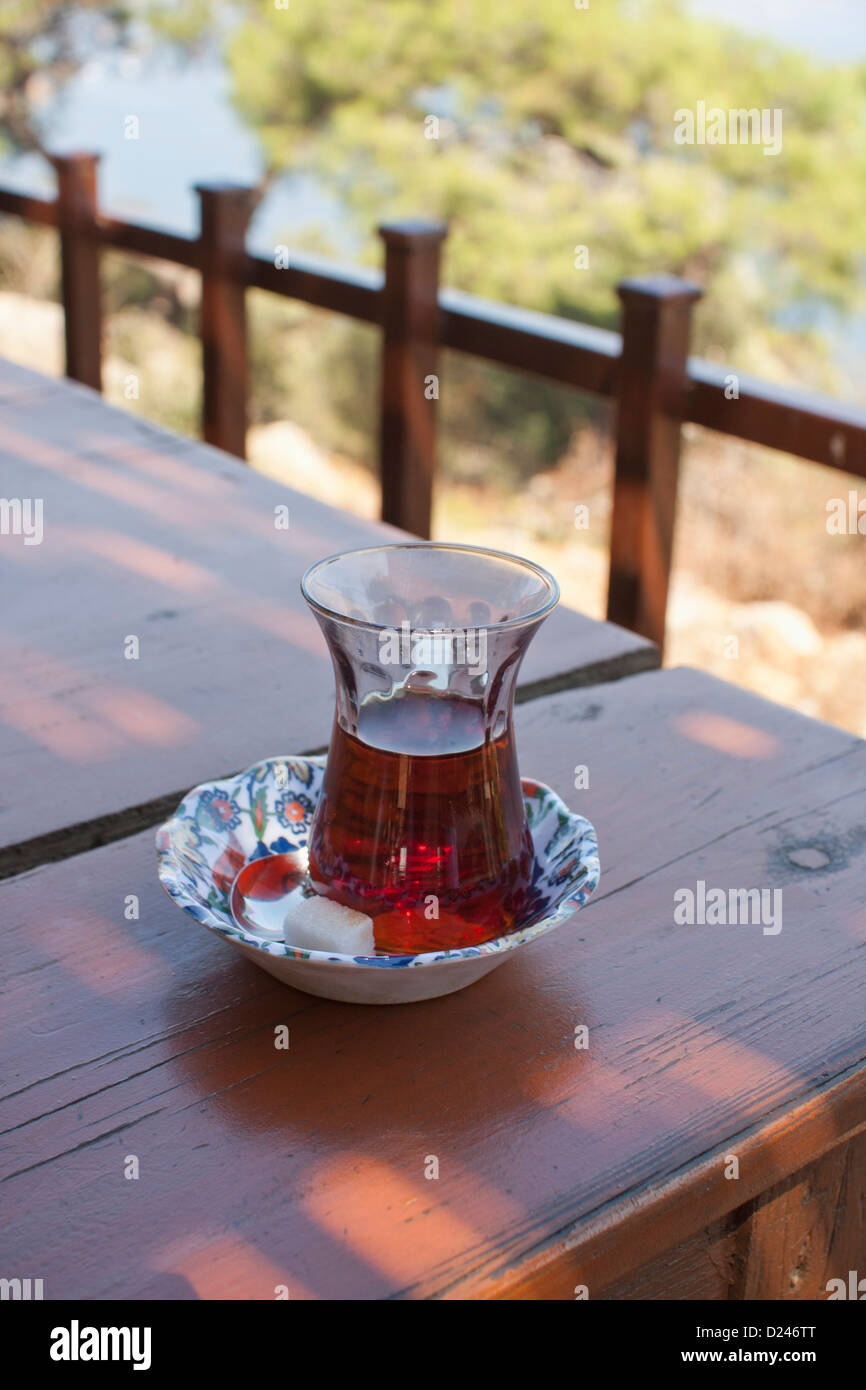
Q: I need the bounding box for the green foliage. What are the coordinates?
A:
[227,0,866,374]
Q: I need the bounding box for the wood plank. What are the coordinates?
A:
[728,1127,866,1301]
[51,154,102,392]
[602,1127,866,1301]
[0,356,65,404]
[606,277,701,651]
[5,179,866,474]
[378,222,447,538]
[597,1218,738,1300]
[1,666,864,1300]
[246,251,382,325]
[439,287,620,395]
[0,359,656,868]
[687,359,866,478]
[196,184,253,459]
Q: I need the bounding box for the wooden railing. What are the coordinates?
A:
[2,152,865,653]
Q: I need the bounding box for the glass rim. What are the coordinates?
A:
[301,542,560,634]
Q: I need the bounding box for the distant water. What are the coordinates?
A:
[0,53,355,256]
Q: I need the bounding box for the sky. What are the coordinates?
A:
[686,0,866,61]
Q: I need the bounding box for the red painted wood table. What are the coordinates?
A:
[0,360,655,875]
[2,361,864,1300]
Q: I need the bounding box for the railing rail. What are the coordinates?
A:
[1,158,864,653]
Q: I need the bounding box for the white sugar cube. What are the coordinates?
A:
[283,892,375,956]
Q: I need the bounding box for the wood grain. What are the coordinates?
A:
[1,667,864,1300]
[607,276,701,650]
[591,1129,866,1299]
[378,222,447,538]
[729,1127,866,1301]
[0,359,656,866]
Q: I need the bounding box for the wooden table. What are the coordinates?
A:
[0,361,655,875]
[2,361,865,1301]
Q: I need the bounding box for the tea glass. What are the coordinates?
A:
[301,543,559,953]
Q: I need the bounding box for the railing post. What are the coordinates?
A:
[378,220,448,537]
[606,275,702,653]
[195,183,253,459]
[50,152,102,391]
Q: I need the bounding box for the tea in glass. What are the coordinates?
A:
[301,544,558,954]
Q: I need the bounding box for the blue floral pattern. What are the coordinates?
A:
[156,756,599,971]
[274,790,315,832]
[197,787,243,831]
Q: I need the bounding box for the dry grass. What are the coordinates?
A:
[252,417,866,737]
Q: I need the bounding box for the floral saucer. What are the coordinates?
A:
[155,756,600,1005]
